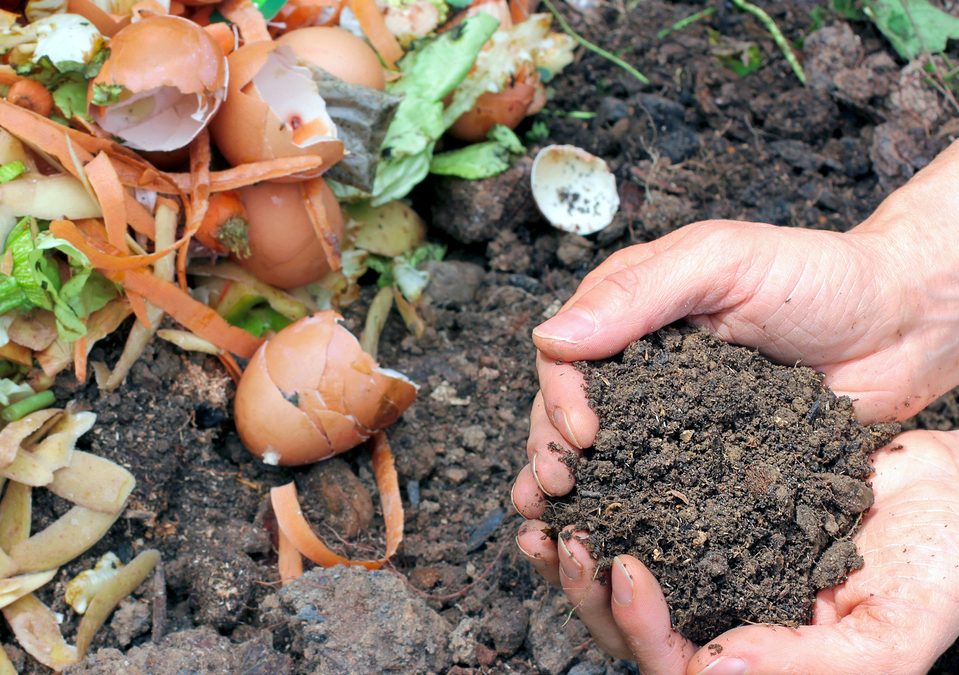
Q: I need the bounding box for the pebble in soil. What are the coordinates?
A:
[544,326,899,644]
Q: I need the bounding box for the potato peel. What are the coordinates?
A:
[0,569,57,610]
[0,410,60,471]
[10,506,125,574]
[270,431,403,570]
[2,594,78,671]
[48,451,136,514]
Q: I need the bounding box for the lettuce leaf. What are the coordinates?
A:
[371,13,500,206]
[0,161,26,184]
[863,0,959,60]
[2,217,118,341]
[429,124,525,179]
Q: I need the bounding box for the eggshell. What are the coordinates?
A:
[449,77,538,142]
[234,312,417,466]
[210,41,344,176]
[234,178,343,289]
[234,343,332,466]
[90,15,227,151]
[276,27,385,91]
[531,144,620,235]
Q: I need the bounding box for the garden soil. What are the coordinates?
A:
[544,327,898,644]
[5,1,959,673]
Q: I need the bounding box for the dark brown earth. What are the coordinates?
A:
[3,1,959,673]
[544,326,898,644]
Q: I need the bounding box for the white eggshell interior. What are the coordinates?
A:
[250,48,337,147]
[33,14,102,65]
[531,144,620,235]
[94,85,223,152]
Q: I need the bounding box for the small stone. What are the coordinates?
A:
[461,425,487,451]
[298,458,374,538]
[409,567,442,590]
[110,599,151,647]
[449,616,481,666]
[424,261,486,307]
[555,234,593,267]
[483,597,528,656]
[526,589,590,675]
[445,467,468,484]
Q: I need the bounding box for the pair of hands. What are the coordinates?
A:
[513,144,959,673]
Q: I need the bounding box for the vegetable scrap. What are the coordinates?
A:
[0,405,157,670]
[0,0,582,661]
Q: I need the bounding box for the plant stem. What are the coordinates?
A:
[2,390,55,422]
[541,0,650,85]
[657,7,716,40]
[729,0,807,85]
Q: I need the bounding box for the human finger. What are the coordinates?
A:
[536,353,599,449]
[558,531,631,659]
[610,555,698,674]
[512,463,547,519]
[517,519,561,587]
[684,606,935,675]
[533,222,771,362]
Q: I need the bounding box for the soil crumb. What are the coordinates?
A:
[545,326,898,643]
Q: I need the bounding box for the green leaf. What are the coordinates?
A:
[430,141,512,179]
[430,124,525,179]
[0,161,26,184]
[59,269,118,319]
[0,276,30,315]
[367,255,395,288]
[832,0,867,20]
[35,232,90,267]
[7,218,52,309]
[525,119,550,143]
[90,83,125,107]
[52,80,91,121]
[371,14,501,205]
[863,0,959,60]
[718,43,764,76]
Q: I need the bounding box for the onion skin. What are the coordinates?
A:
[233,177,343,289]
[449,77,538,142]
[234,312,417,466]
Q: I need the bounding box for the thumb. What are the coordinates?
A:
[687,610,932,675]
[532,222,767,362]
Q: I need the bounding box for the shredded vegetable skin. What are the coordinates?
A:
[270,432,403,569]
[85,154,129,251]
[49,220,175,272]
[7,81,54,118]
[219,0,272,43]
[347,0,403,68]
[277,528,304,585]
[117,269,263,358]
[204,23,237,56]
[180,131,213,291]
[66,0,127,35]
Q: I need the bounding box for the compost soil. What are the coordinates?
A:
[544,327,898,644]
[4,1,959,673]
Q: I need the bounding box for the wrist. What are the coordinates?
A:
[850,153,959,411]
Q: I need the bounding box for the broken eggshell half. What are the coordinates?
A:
[530,144,620,235]
[210,41,343,178]
[88,15,227,152]
[234,311,417,466]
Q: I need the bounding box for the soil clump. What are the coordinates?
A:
[546,326,899,643]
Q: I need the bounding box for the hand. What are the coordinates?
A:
[513,143,959,519]
[517,430,959,674]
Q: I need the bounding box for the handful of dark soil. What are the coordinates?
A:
[544,326,899,643]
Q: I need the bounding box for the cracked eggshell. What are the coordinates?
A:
[531,144,620,235]
[234,177,344,289]
[210,41,344,177]
[234,312,417,466]
[275,27,385,91]
[89,15,227,152]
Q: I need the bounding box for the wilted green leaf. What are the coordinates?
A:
[863,0,959,60]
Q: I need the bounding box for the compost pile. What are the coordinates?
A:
[546,326,900,643]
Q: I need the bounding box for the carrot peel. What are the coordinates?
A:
[270,432,403,570]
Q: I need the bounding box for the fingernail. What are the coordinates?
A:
[509,481,521,515]
[698,657,748,675]
[558,537,582,580]
[533,307,597,344]
[515,535,535,559]
[552,407,584,449]
[612,557,634,606]
[531,453,556,497]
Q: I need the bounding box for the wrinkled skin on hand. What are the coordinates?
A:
[513,142,959,671]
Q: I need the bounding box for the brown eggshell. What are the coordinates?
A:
[234,343,332,466]
[234,178,344,289]
[92,15,226,95]
[449,78,538,142]
[234,312,417,466]
[276,27,386,91]
[210,41,344,174]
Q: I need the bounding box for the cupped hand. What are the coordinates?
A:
[517,430,959,674]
